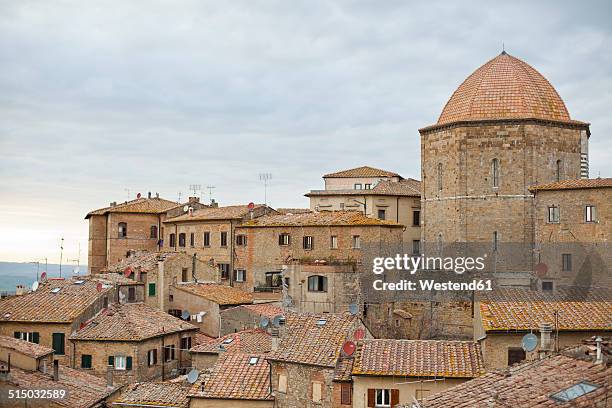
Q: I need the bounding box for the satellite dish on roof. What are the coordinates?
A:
[348,303,359,315]
[259,317,270,328]
[137,193,141,198]
[181,310,191,320]
[342,341,356,356]
[272,315,283,327]
[32,281,39,292]
[534,262,548,278]
[187,368,199,384]
[522,333,538,352]
[124,267,132,278]
[354,328,365,341]
[40,272,47,281]
[96,282,103,293]
[183,205,189,212]
[248,202,255,211]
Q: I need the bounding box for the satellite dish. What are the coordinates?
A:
[283,296,293,307]
[181,310,191,320]
[40,272,47,281]
[272,315,282,327]
[522,333,538,352]
[96,282,103,292]
[348,303,359,315]
[354,328,365,340]
[187,368,199,384]
[32,281,39,292]
[247,202,255,211]
[137,192,141,199]
[534,263,548,277]
[342,341,356,356]
[183,205,189,212]
[124,267,133,278]
[259,317,270,328]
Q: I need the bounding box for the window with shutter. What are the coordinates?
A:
[278,374,287,393]
[341,383,352,405]
[126,356,132,370]
[367,389,375,407]
[312,382,322,402]
[32,332,40,344]
[390,389,399,406]
[51,333,65,355]
[108,356,114,366]
[81,354,92,369]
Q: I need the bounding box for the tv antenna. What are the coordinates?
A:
[189,184,201,197]
[259,173,272,207]
[206,185,216,204]
[68,242,81,275]
[177,191,183,203]
[124,188,130,201]
[59,237,64,278]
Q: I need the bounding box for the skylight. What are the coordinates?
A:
[222,338,234,344]
[316,318,327,326]
[249,357,259,365]
[50,288,61,294]
[550,381,600,402]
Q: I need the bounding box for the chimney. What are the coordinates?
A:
[53,360,59,381]
[210,199,218,208]
[148,192,152,199]
[539,322,553,358]
[271,328,280,351]
[106,366,113,387]
[110,201,117,207]
[15,285,26,296]
[156,192,159,198]
[189,207,194,217]
[595,336,604,364]
[189,196,200,204]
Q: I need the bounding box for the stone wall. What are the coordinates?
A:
[271,361,336,408]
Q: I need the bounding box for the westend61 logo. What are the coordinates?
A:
[371,254,492,292]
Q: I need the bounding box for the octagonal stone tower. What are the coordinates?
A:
[420,52,590,261]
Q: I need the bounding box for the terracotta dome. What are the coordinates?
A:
[437,52,571,125]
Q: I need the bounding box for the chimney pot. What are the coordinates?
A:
[148,192,152,199]
[53,360,59,381]
[595,336,604,364]
[271,328,280,351]
[189,197,199,204]
[539,322,553,358]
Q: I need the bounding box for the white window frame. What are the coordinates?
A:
[354,183,362,189]
[585,205,596,222]
[330,235,338,249]
[235,269,246,282]
[115,355,127,370]
[548,206,560,223]
[279,233,290,246]
[352,235,360,249]
[303,236,313,250]
[375,389,391,407]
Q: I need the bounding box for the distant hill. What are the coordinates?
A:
[0,262,87,293]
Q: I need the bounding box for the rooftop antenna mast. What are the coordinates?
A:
[177,191,183,203]
[67,242,81,275]
[206,185,216,204]
[259,173,272,208]
[59,237,64,278]
[189,184,202,198]
[124,188,130,201]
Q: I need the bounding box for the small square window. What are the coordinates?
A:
[585,205,597,222]
[354,183,362,189]
[236,234,247,246]
[547,206,560,223]
[303,236,314,250]
[279,233,290,246]
[542,281,553,291]
[378,209,386,220]
[248,356,259,365]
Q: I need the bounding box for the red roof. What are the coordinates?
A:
[529,178,612,192]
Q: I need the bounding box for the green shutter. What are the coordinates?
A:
[81,355,92,369]
[126,356,132,370]
[148,283,156,296]
[32,332,40,344]
[51,333,65,355]
[108,356,114,366]
[14,331,21,339]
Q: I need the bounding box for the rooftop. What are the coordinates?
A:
[430,52,585,129]
[479,287,612,332]
[174,283,253,306]
[240,210,402,228]
[113,381,191,408]
[266,312,359,368]
[240,303,284,318]
[164,204,272,223]
[190,353,273,401]
[86,196,180,218]
[412,353,611,407]
[0,277,112,323]
[70,303,196,341]
[352,339,484,378]
[1,363,119,408]
[0,335,54,359]
[323,166,402,179]
[307,178,421,197]
[103,251,184,273]
[529,177,612,192]
[190,329,271,354]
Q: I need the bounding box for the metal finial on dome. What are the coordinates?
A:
[501,42,506,55]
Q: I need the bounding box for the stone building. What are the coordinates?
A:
[408,340,611,408]
[419,51,590,272]
[0,336,121,408]
[86,194,207,273]
[266,312,370,408]
[0,276,132,365]
[306,166,421,247]
[530,178,611,290]
[102,251,216,311]
[474,287,612,370]
[168,282,253,337]
[113,381,191,408]
[70,302,197,384]
[162,204,275,290]
[189,352,275,408]
[190,328,271,370]
[220,303,283,335]
[351,339,484,406]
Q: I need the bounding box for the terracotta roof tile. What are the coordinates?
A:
[240,210,402,227]
[411,353,611,408]
[333,356,355,382]
[0,363,119,408]
[114,381,190,407]
[0,335,54,358]
[434,53,582,127]
[529,177,612,192]
[70,303,196,341]
[266,313,359,367]
[86,197,179,218]
[174,283,253,306]
[0,277,113,323]
[353,339,484,378]
[323,166,402,179]
[103,251,183,273]
[190,329,271,354]
[165,204,272,223]
[479,287,612,332]
[190,353,273,400]
[241,303,284,318]
[306,178,421,198]
[276,208,313,215]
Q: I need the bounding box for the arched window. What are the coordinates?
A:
[556,159,562,182]
[118,222,127,238]
[437,163,443,192]
[150,225,158,239]
[492,158,500,188]
[307,275,328,292]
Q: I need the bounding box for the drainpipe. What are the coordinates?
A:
[158,261,165,312]
[229,221,234,287]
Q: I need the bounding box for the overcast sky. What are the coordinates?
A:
[0,1,610,263]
